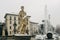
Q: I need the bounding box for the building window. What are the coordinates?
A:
[14,21,16,24]
[10,26,11,29]
[10,31,11,34]
[41,24,44,29]
[14,16,16,20]
[10,16,11,20]
[10,21,11,24]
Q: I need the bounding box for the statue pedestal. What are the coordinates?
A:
[14,34,31,40]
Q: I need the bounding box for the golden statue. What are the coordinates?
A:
[18,6,31,34]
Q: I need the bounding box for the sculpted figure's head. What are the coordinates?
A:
[21,6,24,11]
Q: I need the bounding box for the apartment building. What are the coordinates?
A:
[4,13,39,36]
[4,13,19,36]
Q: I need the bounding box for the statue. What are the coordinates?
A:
[17,6,31,34]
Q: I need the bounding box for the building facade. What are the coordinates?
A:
[29,22,39,35]
[4,13,39,36]
[4,13,19,36]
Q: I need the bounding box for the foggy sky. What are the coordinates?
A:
[0,0,60,27]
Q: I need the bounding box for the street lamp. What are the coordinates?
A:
[13,22,17,34]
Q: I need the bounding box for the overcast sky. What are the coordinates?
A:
[0,0,60,27]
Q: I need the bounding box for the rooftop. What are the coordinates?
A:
[4,13,18,18]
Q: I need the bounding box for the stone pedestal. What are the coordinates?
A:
[14,34,31,40]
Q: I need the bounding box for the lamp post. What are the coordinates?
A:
[13,22,17,34]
